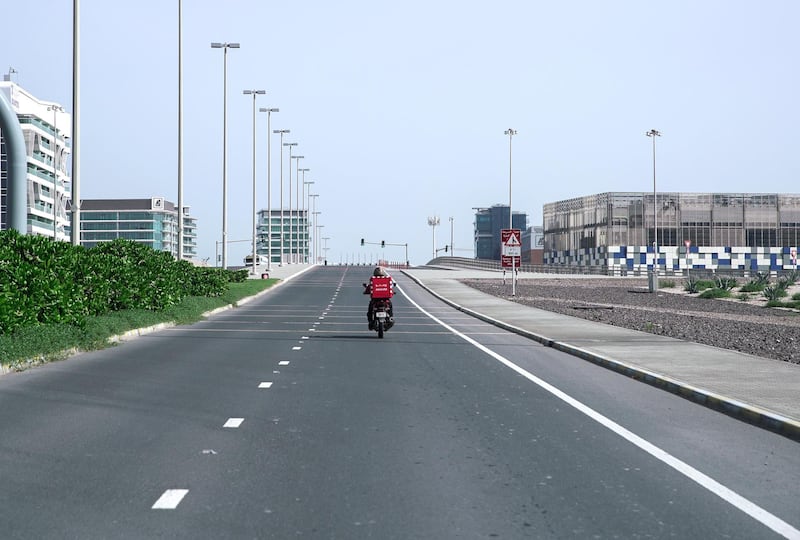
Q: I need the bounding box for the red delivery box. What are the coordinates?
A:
[370,276,393,298]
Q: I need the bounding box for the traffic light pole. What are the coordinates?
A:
[360,239,409,267]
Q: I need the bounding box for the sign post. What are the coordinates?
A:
[501,228,521,296]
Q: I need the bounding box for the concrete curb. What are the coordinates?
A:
[401,270,800,442]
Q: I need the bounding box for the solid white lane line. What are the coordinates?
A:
[152,489,189,509]
[279,361,290,366]
[259,382,273,388]
[399,289,800,540]
[223,418,244,428]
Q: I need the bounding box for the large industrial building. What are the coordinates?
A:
[543,192,800,273]
[80,198,197,261]
[0,78,71,240]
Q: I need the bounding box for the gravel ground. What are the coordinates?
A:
[461,278,800,364]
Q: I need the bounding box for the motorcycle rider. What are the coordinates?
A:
[364,266,395,330]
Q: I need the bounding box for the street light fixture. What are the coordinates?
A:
[292,156,305,262]
[210,41,240,268]
[284,142,299,262]
[273,129,290,264]
[428,216,440,260]
[243,89,265,275]
[449,216,454,257]
[259,107,279,269]
[300,170,310,262]
[646,128,662,292]
[504,128,517,296]
[310,195,319,263]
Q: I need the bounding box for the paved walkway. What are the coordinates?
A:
[399,267,800,440]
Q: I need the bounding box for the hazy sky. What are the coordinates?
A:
[2,1,798,265]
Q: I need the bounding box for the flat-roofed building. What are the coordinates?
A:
[0,78,71,240]
[80,198,197,261]
[543,192,800,273]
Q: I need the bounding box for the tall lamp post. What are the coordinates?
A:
[428,216,440,260]
[243,89,265,275]
[273,129,290,264]
[505,128,517,296]
[177,0,183,260]
[259,107,278,269]
[71,0,80,246]
[303,178,314,262]
[283,142,299,262]
[292,155,305,262]
[210,41,240,268]
[449,216,454,256]
[310,196,319,263]
[646,129,661,293]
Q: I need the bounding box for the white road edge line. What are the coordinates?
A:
[152,489,189,509]
[399,289,800,540]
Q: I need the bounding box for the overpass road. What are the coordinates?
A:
[0,266,798,538]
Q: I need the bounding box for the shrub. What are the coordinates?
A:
[740,281,766,293]
[754,271,771,286]
[698,288,731,299]
[684,278,699,293]
[763,285,788,301]
[0,230,243,335]
[793,292,800,301]
[659,279,675,288]
[737,293,751,301]
[715,276,737,291]
[695,279,715,291]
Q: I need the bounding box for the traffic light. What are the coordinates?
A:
[445,245,448,252]
[381,240,385,248]
[360,238,364,246]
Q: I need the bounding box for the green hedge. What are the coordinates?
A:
[0,230,241,335]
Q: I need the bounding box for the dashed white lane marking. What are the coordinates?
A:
[259,382,273,388]
[279,361,290,366]
[309,328,316,332]
[399,289,800,540]
[301,336,309,340]
[223,418,244,428]
[152,489,189,509]
[314,322,321,325]
[318,317,324,320]
[292,346,302,350]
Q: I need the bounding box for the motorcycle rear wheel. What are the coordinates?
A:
[377,321,384,338]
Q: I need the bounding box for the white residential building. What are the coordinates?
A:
[0,77,71,240]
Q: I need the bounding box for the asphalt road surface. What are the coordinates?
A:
[1,266,798,539]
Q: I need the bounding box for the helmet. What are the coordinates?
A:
[373,266,386,277]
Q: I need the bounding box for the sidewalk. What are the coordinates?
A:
[401,267,800,441]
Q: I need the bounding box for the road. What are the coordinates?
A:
[0,266,798,539]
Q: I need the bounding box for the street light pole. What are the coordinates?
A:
[505,128,517,296]
[284,146,299,262]
[177,0,183,260]
[210,41,240,268]
[428,216,440,260]
[243,89,265,275]
[273,129,290,265]
[292,155,304,263]
[646,128,661,292]
[303,176,313,262]
[260,107,279,270]
[449,216,454,256]
[310,196,319,263]
[71,0,80,246]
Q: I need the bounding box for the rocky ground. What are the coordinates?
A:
[461,277,800,364]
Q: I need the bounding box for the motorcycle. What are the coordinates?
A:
[370,298,393,338]
[364,281,394,338]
